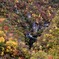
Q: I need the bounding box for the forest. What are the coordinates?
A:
[0,0,59,59]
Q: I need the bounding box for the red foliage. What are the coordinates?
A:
[42,11,46,14]
[39,9,41,11]
[9,8,13,12]
[4,26,8,30]
[16,3,21,8]
[21,3,24,6]
[2,0,6,2]
[48,57,53,59]
[14,33,18,37]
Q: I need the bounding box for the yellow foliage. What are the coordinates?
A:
[7,46,11,49]
[38,14,40,17]
[6,40,18,47]
[0,31,4,34]
[14,38,17,41]
[32,14,37,17]
[49,6,51,9]
[49,13,51,16]
[40,17,43,20]
[33,43,36,46]
[10,49,13,51]
[39,45,42,49]
[37,37,40,40]
[18,57,21,59]
[23,48,27,52]
[47,10,50,12]
[28,51,30,54]
[55,27,58,29]
[0,37,5,42]
[2,47,4,50]
[43,39,46,41]
[47,44,49,47]
[6,49,9,52]
[1,52,4,56]
[49,29,52,32]
[14,4,17,8]
[36,19,39,23]
[51,10,53,12]
[32,50,35,53]
[31,2,33,5]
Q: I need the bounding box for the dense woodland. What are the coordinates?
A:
[0,0,59,59]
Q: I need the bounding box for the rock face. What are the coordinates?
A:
[32,22,39,33]
[32,22,50,33]
[27,12,31,18]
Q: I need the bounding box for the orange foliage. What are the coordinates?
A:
[0,18,5,22]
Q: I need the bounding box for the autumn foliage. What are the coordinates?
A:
[0,0,59,59]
